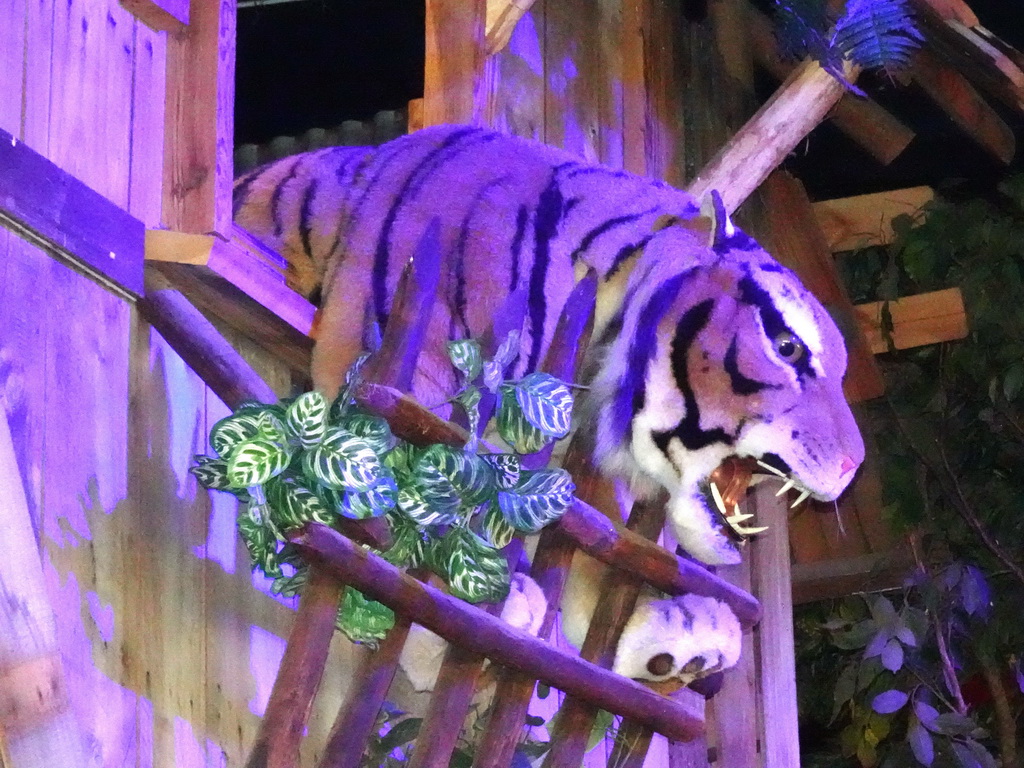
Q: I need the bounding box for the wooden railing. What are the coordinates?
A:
[138,229,760,768]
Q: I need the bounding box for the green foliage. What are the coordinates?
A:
[800,180,1024,767]
[190,330,576,646]
[773,0,922,84]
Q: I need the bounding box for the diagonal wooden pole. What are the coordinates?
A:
[0,408,89,767]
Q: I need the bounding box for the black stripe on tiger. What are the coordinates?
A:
[653,299,735,455]
[271,157,305,237]
[509,204,529,294]
[737,275,815,380]
[567,209,657,264]
[372,127,490,329]
[525,171,566,373]
[724,337,778,395]
[455,177,510,336]
[298,177,319,266]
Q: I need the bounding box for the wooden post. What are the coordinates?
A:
[423,0,488,126]
[163,0,235,236]
[0,410,89,767]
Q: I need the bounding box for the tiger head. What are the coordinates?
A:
[588,194,864,565]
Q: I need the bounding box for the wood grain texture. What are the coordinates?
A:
[0,0,26,139]
[481,1,545,140]
[424,0,487,127]
[854,287,968,353]
[120,0,188,31]
[0,126,145,296]
[486,0,537,54]
[812,186,935,253]
[761,170,885,403]
[913,48,1015,165]
[297,523,705,743]
[129,22,168,227]
[22,0,53,152]
[164,0,236,236]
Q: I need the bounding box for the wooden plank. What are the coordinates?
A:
[744,0,915,166]
[21,0,53,152]
[423,0,487,127]
[689,58,859,215]
[407,98,425,133]
[812,186,935,253]
[749,488,799,768]
[243,564,343,768]
[49,0,135,209]
[913,49,1015,165]
[486,0,537,54]
[0,409,90,767]
[120,0,188,31]
[917,0,977,25]
[761,171,885,403]
[853,287,967,354]
[482,1,546,140]
[164,0,235,236]
[129,21,169,227]
[296,523,706,744]
[0,126,144,296]
[543,0,601,160]
[0,0,26,138]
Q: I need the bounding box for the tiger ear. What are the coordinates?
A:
[699,189,736,250]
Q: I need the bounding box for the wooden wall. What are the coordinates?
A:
[0,1,362,765]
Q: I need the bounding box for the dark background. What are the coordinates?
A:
[234,0,1024,199]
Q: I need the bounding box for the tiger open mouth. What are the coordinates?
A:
[698,454,816,544]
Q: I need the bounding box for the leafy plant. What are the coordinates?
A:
[773,0,923,84]
[190,333,575,645]
[799,179,1024,767]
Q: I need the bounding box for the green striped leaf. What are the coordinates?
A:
[339,475,398,519]
[497,468,575,532]
[271,567,308,598]
[337,587,395,645]
[345,413,395,455]
[481,503,516,549]
[285,391,329,448]
[413,444,494,508]
[447,339,483,381]
[455,387,483,451]
[302,426,382,491]
[396,483,460,527]
[227,437,293,488]
[266,474,335,527]
[383,442,416,477]
[255,411,289,444]
[496,387,549,454]
[238,510,281,577]
[190,456,234,491]
[481,454,521,490]
[511,372,573,438]
[435,527,511,604]
[382,513,430,568]
[210,412,264,458]
[493,329,521,369]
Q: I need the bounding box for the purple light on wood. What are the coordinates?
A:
[248,625,287,718]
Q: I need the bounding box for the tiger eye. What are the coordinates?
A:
[773,332,804,363]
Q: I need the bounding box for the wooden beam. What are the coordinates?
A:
[0,127,144,297]
[163,0,235,236]
[792,552,911,604]
[0,411,90,767]
[423,0,487,126]
[688,58,859,214]
[745,0,915,166]
[762,171,885,403]
[295,523,707,744]
[812,186,935,253]
[485,0,537,54]
[407,98,424,133]
[913,49,1015,165]
[854,287,968,354]
[145,229,315,375]
[119,0,188,32]
[916,0,977,26]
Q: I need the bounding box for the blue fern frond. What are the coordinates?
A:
[833,0,924,77]
[772,0,923,84]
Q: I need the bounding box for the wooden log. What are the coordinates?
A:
[812,186,935,253]
[543,499,666,768]
[749,488,800,768]
[0,410,90,767]
[244,564,344,768]
[0,126,144,297]
[164,0,235,236]
[917,0,977,26]
[486,0,538,54]
[424,0,488,126]
[408,99,425,133]
[853,287,967,354]
[295,523,705,742]
[744,1,914,166]
[120,0,188,31]
[145,228,315,375]
[761,171,885,403]
[316,616,414,768]
[912,49,1015,165]
[688,58,858,215]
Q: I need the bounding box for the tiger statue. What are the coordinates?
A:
[233,124,864,685]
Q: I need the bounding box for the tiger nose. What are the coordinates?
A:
[839,455,858,477]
